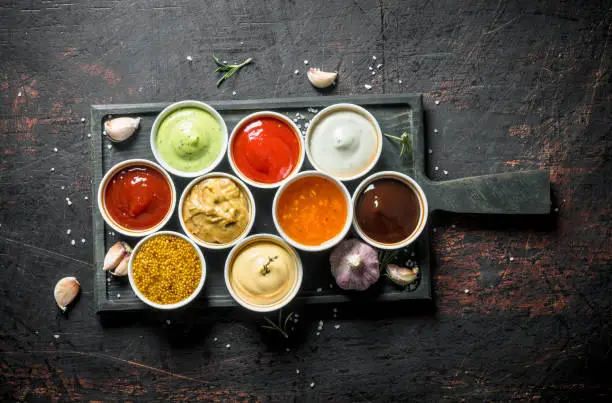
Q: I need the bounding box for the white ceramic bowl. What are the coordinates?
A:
[179,172,256,250]
[352,171,429,250]
[228,111,305,189]
[97,158,176,237]
[224,234,303,312]
[128,231,206,310]
[305,103,383,182]
[150,100,228,178]
[272,170,353,252]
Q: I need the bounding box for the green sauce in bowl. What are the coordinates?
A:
[155,107,224,173]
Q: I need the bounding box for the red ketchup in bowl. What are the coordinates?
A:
[104,165,172,230]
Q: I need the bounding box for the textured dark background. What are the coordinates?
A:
[1,0,611,401]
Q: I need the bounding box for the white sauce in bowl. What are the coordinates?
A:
[308,110,378,178]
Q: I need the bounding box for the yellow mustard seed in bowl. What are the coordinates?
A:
[132,234,202,305]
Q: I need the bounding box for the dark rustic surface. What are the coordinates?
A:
[1,0,611,401]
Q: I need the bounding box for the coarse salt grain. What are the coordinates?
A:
[428,148,433,154]
[81,118,86,123]
[334,325,340,329]
[232,91,236,96]
[84,196,88,200]
[316,332,320,336]
[372,55,377,60]
[240,41,244,45]
[435,100,440,105]
[434,129,439,133]
[451,224,456,228]
[464,289,470,294]
[443,170,448,175]
[166,319,171,324]
[434,166,439,171]
[333,308,337,312]
[50,167,55,171]
[214,337,218,341]
[376,64,383,68]
[66,197,72,205]
[304,60,309,65]
[117,293,121,298]
[87,133,91,138]
[509,257,514,261]
[71,239,75,245]
[286,348,290,352]
[66,229,71,234]
[369,66,373,70]
[53,147,58,152]
[316,288,322,292]
[226,344,231,349]
[371,71,376,75]
[81,238,86,243]
[310,382,315,388]
[294,69,299,75]
[329,284,333,288]
[53,334,60,339]
[294,313,299,318]
[107,144,112,150]
[61,186,65,190]
[186,55,193,62]
[364,84,372,90]
[554,208,559,212]
[296,369,300,374]
[398,79,402,84]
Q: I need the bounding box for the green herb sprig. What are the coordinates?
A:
[260,255,278,276]
[378,249,398,271]
[384,131,411,157]
[261,309,293,339]
[212,55,253,87]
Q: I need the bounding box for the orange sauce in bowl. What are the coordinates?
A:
[276,176,348,246]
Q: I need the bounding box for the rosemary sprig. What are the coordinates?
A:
[384,131,411,157]
[260,255,278,276]
[212,55,253,87]
[261,309,294,339]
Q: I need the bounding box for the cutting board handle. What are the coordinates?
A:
[421,170,551,214]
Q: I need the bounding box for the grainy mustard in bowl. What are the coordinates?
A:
[128,231,206,310]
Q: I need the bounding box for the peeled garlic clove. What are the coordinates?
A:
[112,254,130,277]
[54,277,80,312]
[103,241,131,271]
[104,117,141,142]
[386,264,419,287]
[307,68,337,89]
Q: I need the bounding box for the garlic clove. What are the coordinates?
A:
[54,277,80,312]
[386,264,419,287]
[307,68,337,89]
[104,117,141,142]
[103,241,131,271]
[112,254,130,277]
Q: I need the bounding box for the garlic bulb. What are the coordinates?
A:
[104,117,141,142]
[54,277,80,312]
[103,241,132,276]
[386,264,419,286]
[307,68,337,89]
[330,239,379,291]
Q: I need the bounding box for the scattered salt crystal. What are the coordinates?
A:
[53,147,58,152]
[443,170,448,175]
[316,332,320,336]
[61,186,65,190]
[307,107,318,113]
[226,344,231,349]
[451,224,456,228]
[107,144,112,150]
[428,148,433,154]
[232,91,236,96]
[294,69,299,75]
[81,117,86,123]
[464,289,470,294]
[66,197,72,206]
[304,60,309,65]
[117,293,121,298]
[286,348,290,352]
[371,71,376,75]
[376,64,383,68]
[316,288,322,292]
[411,251,415,257]
[291,327,295,331]
[509,257,514,261]
[50,167,55,172]
[310,382,315,388]
[53,334,60,339]
[333,308,337,313]
[240,41,244,45]
[398,79,402,84]
[329,284,333,288]
[368,66,373,70]
[294,319,299,323]
[84,196,88,200]
[333,314,337,318]
[296,369,300,374]
[294,313,299,318]
[434,129,439,133]
[214,337,218,341]
[17,91,22,97]
[334,325,340,329]
[87,133,91,138]
[554,208,559,212]
[372,55,377,60]
[435,100,440,105]
[66,229,71,234]
[364,84,372,90]
[186,55,193,62]
[103,130,107,136]
[433,228,437,233]
[81,238,86,243]
[434,166,439,171]
[71,239,75,246]
[166,319,171,324]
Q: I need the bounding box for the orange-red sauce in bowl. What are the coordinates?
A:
[231,116,301,184]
